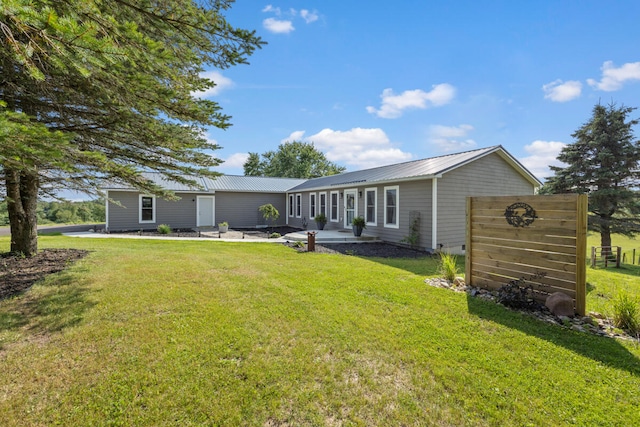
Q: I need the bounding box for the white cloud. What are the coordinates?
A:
[300,9,319,23]
[428,124,476,152]
[283,128,413,169]
[193,71,233,98]
[519,140,566,180]
[542,79,582,102]
[366,84,456,119]
[263,17,294,34]
[587,60,640,91]
[219,153,250,169]
[262,5,280,14]
[281,130,306,143]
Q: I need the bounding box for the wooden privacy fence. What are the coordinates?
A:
[465,194,587,315]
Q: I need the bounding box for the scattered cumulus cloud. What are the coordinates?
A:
[366,84,456,119]
[263,17,294,34]
[262,5,320,34]
[542,79,582,102]
[300,9,319,23]
[193,71,233,98]
[283,128,413,169]
[519,140,566,180]
[428,124,476,152]
[219,153,250,170]
[587,61,640,91]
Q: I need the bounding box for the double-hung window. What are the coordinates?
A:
[330,191,339,222]
[139,195,156,223]
[288,194,294,217]
[295,194,302,218]
[384,186,399,228]
[309,193,316,219]
[319,192,327,216]
[365,188,377,225]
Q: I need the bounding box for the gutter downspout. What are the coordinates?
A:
[431,177,439,251]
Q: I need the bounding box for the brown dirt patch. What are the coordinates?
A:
[0,249,89,300]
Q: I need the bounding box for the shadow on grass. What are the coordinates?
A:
[467,295,640,376]
[0,269,96,349]
[590,263,640,279]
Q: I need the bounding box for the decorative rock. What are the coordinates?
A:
[453,277,465,287]
[545,292,575,317]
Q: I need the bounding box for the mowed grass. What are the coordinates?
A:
[586,233,640,316]
[0,236,639,426]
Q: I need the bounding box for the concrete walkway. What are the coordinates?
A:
[62,228,379,244]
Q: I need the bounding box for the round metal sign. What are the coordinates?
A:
[504,202,537,228]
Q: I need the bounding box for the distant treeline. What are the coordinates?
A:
[0,199,105,226]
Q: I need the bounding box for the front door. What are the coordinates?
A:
[344,190,357,228]
[197,196,215,227]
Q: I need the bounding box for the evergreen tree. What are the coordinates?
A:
[0,0,263,255]
[243,141,346,178]
[545,103,640,250]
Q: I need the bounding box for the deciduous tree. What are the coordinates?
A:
[545,103,640,250]
[243,141,345,178]
[0,0,263,255]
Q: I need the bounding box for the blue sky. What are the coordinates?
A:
[201,0,640,181]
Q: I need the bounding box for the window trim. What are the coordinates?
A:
[365,187,377,226]
[288,194,294,217]
[309,193,316,219]
[295,193,302,218]
[384,185,399,229]
[139,194,156,224]
[319,192,327,216]
[329,191,339,222]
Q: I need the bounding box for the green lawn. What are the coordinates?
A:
[0,236,639,426]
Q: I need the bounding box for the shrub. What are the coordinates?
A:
[157,224,171,234]
[438,251,458,282]
[612,291,639,333]
[270,232,281,238]
[352,216,366,228]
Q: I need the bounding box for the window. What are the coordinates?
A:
[288,194,294,217]
[309,193,316,219]
[384,186,399,228]
[139,195,155,223]
[296,193,302,218]
[330,191,339,222]
[319,192,327,216]
[365,188,377,225]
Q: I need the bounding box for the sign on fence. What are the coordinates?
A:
[465,194,587,315]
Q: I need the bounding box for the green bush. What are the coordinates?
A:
[270,232,281,238]
[612,291,639,333]
[157,224,172,234]
[438,251,459,282]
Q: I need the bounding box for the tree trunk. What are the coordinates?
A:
[4,167,39,256]
[600,219,612,259]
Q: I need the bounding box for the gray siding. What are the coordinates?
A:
[436,152,536,252]
[215,192,288,228]
[289,181,433,248]
[107,190,287,231]
[107,190,201,231]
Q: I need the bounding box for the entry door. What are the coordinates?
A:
[344,190,357,228]
[197,196,215,227]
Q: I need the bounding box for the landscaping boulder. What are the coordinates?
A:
[545,292,575,317]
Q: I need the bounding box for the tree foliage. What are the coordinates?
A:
[544,103,640,248]
[243,141,346,178]
[0,0,263,255]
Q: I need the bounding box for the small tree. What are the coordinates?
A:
[259,204,280,234]
[545,103,640,251]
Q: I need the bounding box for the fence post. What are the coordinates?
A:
[591,246,596,268]
[616,246,621,268]
[634,248,636,265]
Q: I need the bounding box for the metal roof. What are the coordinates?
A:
[289,145,540,191]
[103,173,306,193]
[102,146,541,194]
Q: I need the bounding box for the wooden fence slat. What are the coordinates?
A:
[466,194,587,315]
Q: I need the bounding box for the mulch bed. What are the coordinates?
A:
[285,242,431,258]
[0,249,89,300]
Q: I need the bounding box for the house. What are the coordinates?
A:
[104,145,541,252]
